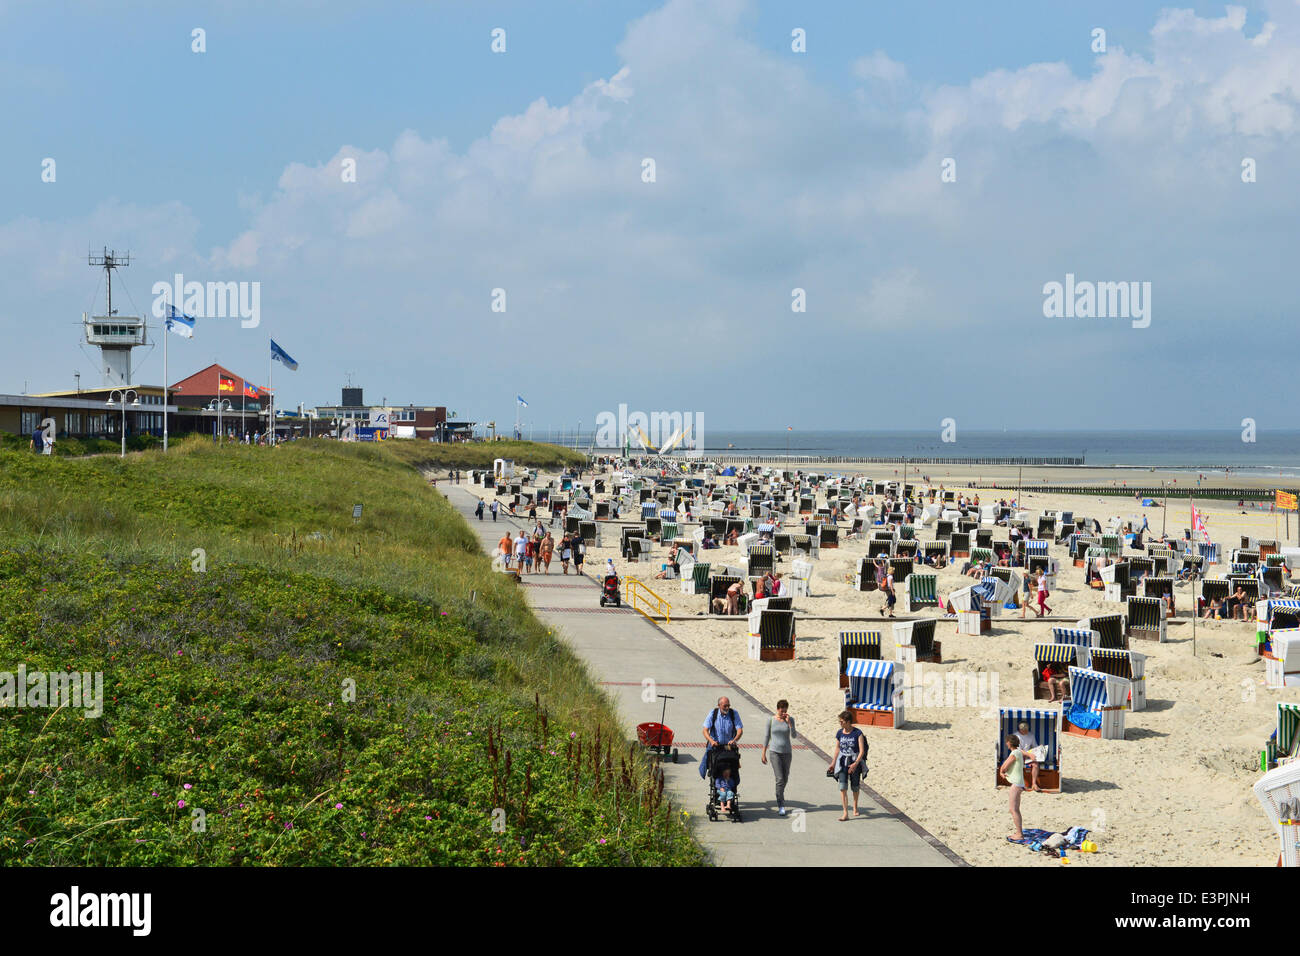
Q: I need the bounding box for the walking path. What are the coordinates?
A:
[443,484,963,866]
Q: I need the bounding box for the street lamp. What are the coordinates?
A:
[207,398,233,443]
[105,389,139,458]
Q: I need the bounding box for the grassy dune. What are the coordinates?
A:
[0,437,701,865]
[384,438,587,473]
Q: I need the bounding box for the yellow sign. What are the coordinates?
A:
[1276,490,1297,511]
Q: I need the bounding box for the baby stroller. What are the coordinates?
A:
[599,573,622,607]
[706,746,743,822]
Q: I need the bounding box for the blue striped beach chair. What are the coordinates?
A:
[1025,540,1049,557]
[843,658,906,729]
[1126,596,1167,642]
[1064,667,1128,740]
[893,619,940,663]
[1198,541,1221,565]
[1052,626,1100,654]
[838,631,882,687]
[1262,701,1300,771]
[1082,647,1146,710]
[997,708,1061,792]
[1032,643,1078,701]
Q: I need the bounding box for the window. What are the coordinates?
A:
[65,412,83,434]
[21,412,39,434]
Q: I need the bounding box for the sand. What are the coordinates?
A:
[472,462,1300,866]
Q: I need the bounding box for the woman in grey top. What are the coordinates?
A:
[761,699,797,815]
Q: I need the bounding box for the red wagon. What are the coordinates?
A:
[637,695,679,762]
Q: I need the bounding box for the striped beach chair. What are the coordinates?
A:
[1142,575,1175,600]
[1052,626,1100,655]
[820,525,839,550]
[1077,614,1126,650]
[923,541,950,562]
[838,631,882,687]
[893,619,941,664]
[747,608,796,661]
[1126,596,1167,642]
[903,573,939,613]
[969,547,994,567]
[1082,647,1146,711]
[935,519,954,541]
[1032,643,1078,701]
[843,658,906,729]
[1025,539,1049,558]
[1262,702,1300,771]
[1198,541,1221,565]
[896,539,919,558]
[789,558,813,597]
[683,561,711,595]
[1064,667,1129,740]
[1252,762,1300,867]
[747,545,775,578]
[867,538,893,558]
[997,708,1062,792]
[888,557,914,584]
[975,528,994,549]
[1100,534,1122,556]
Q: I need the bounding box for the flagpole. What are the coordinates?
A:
[163,312,169,452]
[268,344,274,447]
[1191,493,1196,656]
[241,379,246,441]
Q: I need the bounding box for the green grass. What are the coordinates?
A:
[0,437,701,865]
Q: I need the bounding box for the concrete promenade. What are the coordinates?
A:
[442,484,963,866]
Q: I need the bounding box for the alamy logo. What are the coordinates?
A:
[594,404,704,456]
[151,273,260,328]
[0,665,103,717]
[1042,273,1150,328]
[49,886,151,936]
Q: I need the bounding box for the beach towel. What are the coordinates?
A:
[1007,827,1090,851]
[1063,700,1101,731]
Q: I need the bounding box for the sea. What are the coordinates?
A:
[558,430,1300,478]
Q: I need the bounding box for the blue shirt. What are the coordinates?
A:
[703,708,742,746]
[835,728,865,772]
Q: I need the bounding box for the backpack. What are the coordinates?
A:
[707,707,738,743]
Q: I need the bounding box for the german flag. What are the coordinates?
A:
[219,375,237,393]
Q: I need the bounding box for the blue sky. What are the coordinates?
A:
[1,0,1295,433]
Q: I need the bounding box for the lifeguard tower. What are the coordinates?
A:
[83,248,147,387]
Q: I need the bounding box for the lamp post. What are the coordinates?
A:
[105,389,139,458]
[207,398,233,443]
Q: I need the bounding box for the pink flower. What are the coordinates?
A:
[178,799,186,808]
[334,803,343,810]
[183,783,192,790]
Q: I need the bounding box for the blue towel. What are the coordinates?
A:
[1063,700,1102,731]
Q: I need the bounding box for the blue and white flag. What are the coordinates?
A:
[271,339,299,371]
[517,395,528,407]
[165,305,195,339]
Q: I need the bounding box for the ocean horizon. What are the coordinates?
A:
[539,429,1300,476]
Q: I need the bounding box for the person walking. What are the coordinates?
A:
[475,500,485,521]
[828,711,867,821]
[1036,569,1053,616]
[30,425,44,454]
[699,696,743,779]
[761,699,797,816]
[540,532,554,573]
[573,533,586,576]
[489,500,499,522]
[559,533,573,575]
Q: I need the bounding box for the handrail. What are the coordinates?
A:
[626,576,671,624]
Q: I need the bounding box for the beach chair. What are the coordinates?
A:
[935,519,954,541]
[736,531,759,558]
[1031,643,1079,701]
[948,585,991,634]
[996,708,1062,792]
[645,516,662,539]
[843,658,906,729]
[854,557,879,592]
[902,573,939,613]
[1142,575,1175,602]
[578,520,599,547]
[627,537,653,562]
[1076,614,1126,651]
[923,541,949,563]
[1126,596,1167,642]
[1263,629,1300,689]
[1082,647,1147,711]
[594,500,610,520]
[888,557,914,584]
[747,545,775,578]
[660,521,678,543]
[791,533,817,561]
[1063,667,1129,740]
[867,538,893,558]
[1261,565,1285,596]
[1100,534,1122,556]
[899,524,917,541]
[949,531,971,558]
[683,561,711,596]
[1198,542,1221,565]
[1199,578,1230,616]
[893,619,941,664]
[747,608,796,661]
[1252,761,1300,867]
[838,631,883,687]
[789,558,813,597]
[979,504,997,526]
[1263,702,1300,771]
[772,532,793,556]
[975,528,993,549]
[896,539,919,558]
[1037,515,1057,538]
[798,495,814,515]
[1052,626,1101,655]
[1100,561,1132,602]
[820,525,839,550]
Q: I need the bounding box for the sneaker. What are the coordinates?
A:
[778,807,787,816]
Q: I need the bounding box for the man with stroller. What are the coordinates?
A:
[699,696,743,779]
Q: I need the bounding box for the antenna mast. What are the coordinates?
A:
[89,247,131,317]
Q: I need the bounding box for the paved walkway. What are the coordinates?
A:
[443,484,963,866]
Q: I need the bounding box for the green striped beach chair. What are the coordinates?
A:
[903,573,938,612]
[1262,702,1300,771]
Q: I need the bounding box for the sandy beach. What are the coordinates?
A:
[473,462,1300,866]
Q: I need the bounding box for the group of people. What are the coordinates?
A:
[700,697,868,822]
[494,527,587,575]
[708,571,788,615]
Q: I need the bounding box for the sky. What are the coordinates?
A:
[1,0,1297,433]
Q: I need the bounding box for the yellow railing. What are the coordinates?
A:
[626,577,671,624]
